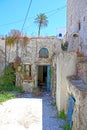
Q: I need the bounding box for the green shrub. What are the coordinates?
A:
[0,85,24,93]
[61,41,68,51]
[58,110,66,119]
[13,86,24,93]
[0,92,15,103]
[51,101,56,107]
[63,122,71,130]
[0,64,16,87]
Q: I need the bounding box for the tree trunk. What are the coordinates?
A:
[38,25,41,37]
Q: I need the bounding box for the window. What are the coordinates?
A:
[73,33,79,37]
[59,33,62,37]
[83,17,85,21]
[78,21,81,30]
[39,48,49,58]
[24,65,26,72]
[23,64,32,79]
[29,65,31,77]
[70,15,72,25]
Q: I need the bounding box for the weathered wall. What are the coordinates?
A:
[51,54,57,97]
[56,50,87,130]
[67,0,87,56]
[6,36,62,92]
[0,39,5,51]
[0,49,5,75]
[77,61,87,84]
[6,37,61,63]
[0,39,5,75]
[67,78,87,130]
[68,34,83,53]
[56,52,77,112]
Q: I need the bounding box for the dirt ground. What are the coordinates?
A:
[0,92,65,130]
[0,98,42,130]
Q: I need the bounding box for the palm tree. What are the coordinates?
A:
[34,13,48,36]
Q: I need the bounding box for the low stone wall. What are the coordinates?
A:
[67,78,87,130]
[22,81,34,93]
[16,72,34,93]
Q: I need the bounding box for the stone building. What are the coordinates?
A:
[56,52,87,130]
[6,36,61,95]
[67,0,87,56]
[55,1,87,130]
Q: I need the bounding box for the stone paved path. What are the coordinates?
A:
[0,92,65,130]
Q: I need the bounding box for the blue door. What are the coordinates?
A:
[67,96,75,127]
[46,65,51,91]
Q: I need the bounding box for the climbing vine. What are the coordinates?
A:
[61,41,68,51]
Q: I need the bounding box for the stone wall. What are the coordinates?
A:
[67,34,83,53]
[67,78,87,130]
[0,39,5,75]
[51,55,57,97]
[6,36,62,92]
[0,49,5,75]
[56,51,87,130]
[6,37,61,63]
[77,61,87,84]
[67,0,87,56]
[0,39,5,51]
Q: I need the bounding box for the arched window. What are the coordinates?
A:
[39,48,49,58]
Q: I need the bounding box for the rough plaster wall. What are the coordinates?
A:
[0,39,5,52]
[51,55,57,97]
[68,35,83,52]
[0,40,5,75]
[0,54,5,75]
[78,94,87,130]
[77,62,87,84]
[67,79,87,130]
[56,52,77,112]
[67,0,87,55]
[67,0,87,36]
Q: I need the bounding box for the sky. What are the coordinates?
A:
[0,0,67,37]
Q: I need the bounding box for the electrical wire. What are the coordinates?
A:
[0,16,34,27]
[44,5,66,14]
[21,0,32,32]
[0,5,66,28]
[48,5,66,17]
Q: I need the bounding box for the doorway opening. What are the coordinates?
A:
[38,66,47,91]
[38,65,51,91]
